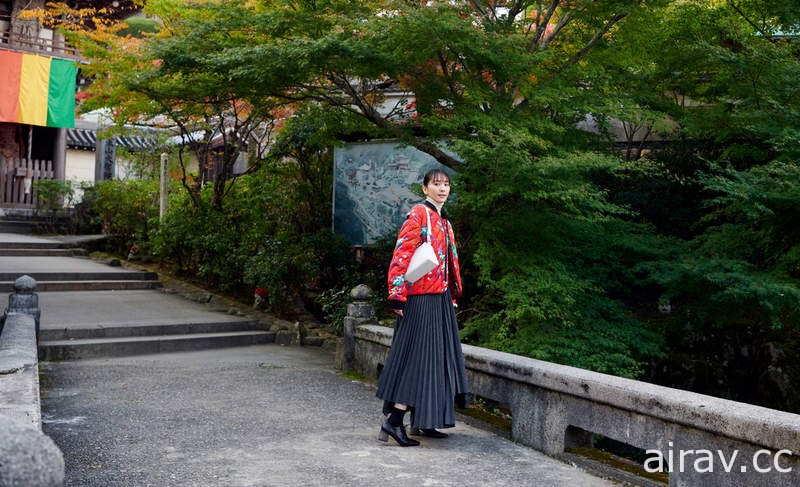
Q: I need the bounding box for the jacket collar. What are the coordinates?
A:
[423,200,448,219]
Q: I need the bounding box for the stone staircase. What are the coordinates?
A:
[0,241,87,257]
[0,233,276,361]
[37,319,274,361]
[0,211,71,235]
[0,219,37,234]
[0,271,161,292]
[0,237,160,291]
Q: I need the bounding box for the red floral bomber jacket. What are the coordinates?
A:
[387,201,463,309]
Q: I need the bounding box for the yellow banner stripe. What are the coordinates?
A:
[19,54,51,126]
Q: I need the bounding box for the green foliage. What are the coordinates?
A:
[34,179,75,213]
[454,131,669,377]
[151,197,244,290]
[119,17,161,37]
[61,0,800,403]
[90,179,160,254]
[313,236,395,335]
[148,149,359,315]
[645,161,800,329]
[243,230,353,313]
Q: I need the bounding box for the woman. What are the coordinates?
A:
[376,168,469,447]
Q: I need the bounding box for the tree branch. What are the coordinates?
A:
[539,9,573,51]
[529,0,561,51]
[408,138,461,169]
[437,50,460,98]
[554,12,627,75]
[728,1,777,43]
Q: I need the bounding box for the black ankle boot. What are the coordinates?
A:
[409,427,448,438]
[378,420,420,447]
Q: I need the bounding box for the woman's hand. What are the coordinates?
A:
[393,309,404,317]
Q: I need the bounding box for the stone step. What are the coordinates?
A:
[0,221,37,234]
[0,241,78,249]
[0,242,83,250]
[0,280,163,292]
[0,271,159,282]
[38,331,277,361]
[0,248,86,257]
[40,320,265,341]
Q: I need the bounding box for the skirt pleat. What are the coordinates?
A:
[376,290,469,429]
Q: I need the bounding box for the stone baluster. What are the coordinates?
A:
[2,275,41,338]
[336,284,375,372]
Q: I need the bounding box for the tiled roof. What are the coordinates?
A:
[67,128,156,151]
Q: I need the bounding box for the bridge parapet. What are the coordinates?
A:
[352,323,800,486]
[0,276,64,487]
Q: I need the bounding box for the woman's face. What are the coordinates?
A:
[422,176,450,205]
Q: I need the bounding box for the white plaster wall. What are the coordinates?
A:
[65,149,95,185]
[65,149,95,204]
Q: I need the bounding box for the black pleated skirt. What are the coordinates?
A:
[376,290,469,429]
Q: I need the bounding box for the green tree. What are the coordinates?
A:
[588,0,800,405]
[34,1,282,210]
[39,0,800,394]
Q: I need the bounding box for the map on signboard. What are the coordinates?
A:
[333,141,455,246]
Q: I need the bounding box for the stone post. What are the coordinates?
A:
[336,284,375,371]
[2,275,41,338]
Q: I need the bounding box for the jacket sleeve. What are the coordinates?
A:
[387,205,425,307]
[447,219,463,300]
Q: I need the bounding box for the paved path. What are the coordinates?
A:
[0,232,617,486]
[40,346,616,487]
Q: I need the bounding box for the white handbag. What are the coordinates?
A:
[405,205,439,283]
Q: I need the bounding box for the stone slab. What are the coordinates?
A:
[39,331,275,360]
[0,280,162,292]
[0,256,138,274]
[39,321,265,340]
[0,272,158,281]
[0,232,59,244]
[38,290,251,330]
[0,314,40,429]
[0,249,86,257]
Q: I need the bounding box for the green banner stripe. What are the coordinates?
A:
[46,58,77,128]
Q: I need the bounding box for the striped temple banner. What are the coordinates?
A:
[0,50,77,128]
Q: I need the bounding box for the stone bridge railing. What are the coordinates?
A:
[0,276,64,487]
[339,285,800,487]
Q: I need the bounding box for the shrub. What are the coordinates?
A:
[34,179,75,213]
[91,179,160,254]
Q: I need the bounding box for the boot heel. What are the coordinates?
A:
[378,429,389,442]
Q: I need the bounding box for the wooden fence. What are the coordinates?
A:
[0,157,54,209]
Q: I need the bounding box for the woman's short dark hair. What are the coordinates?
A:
[423,168,450,186]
